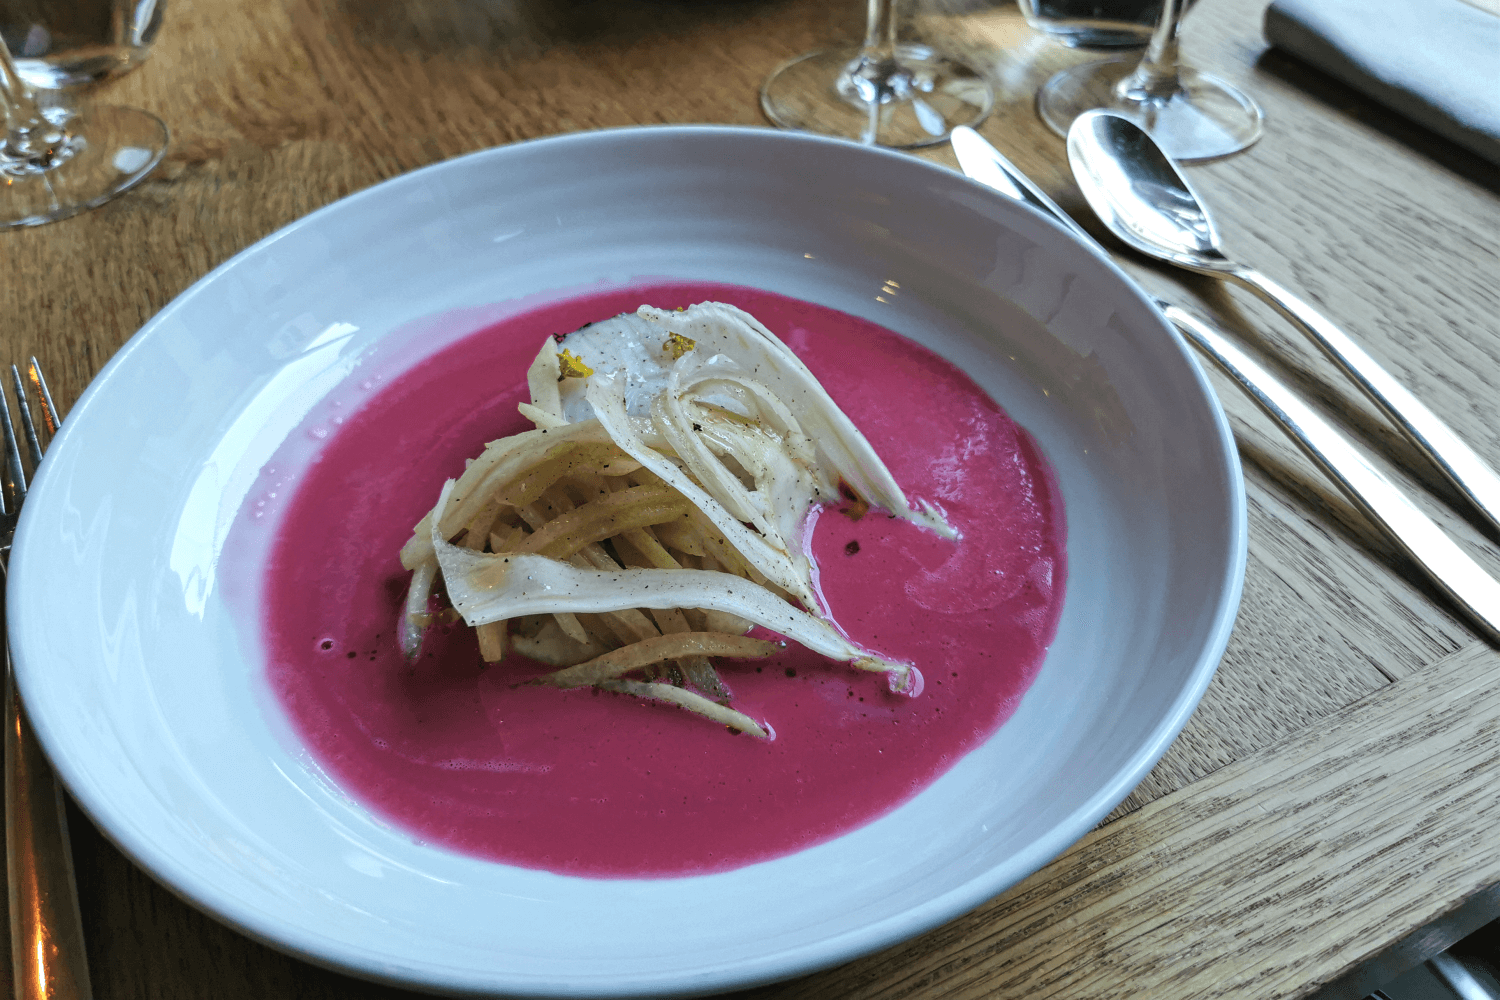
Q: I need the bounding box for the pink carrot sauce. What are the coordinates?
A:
[254,282,1065,877]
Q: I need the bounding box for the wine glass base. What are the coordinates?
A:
[1037,59,1263,161]
[1,104,168,229]
[761,43,994,149]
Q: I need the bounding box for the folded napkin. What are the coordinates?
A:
[1264,0,1500,165]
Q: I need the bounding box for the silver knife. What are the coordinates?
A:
[951,126,1500,643]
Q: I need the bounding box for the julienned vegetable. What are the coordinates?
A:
[398,301,953,737]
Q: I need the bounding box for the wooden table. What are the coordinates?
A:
[3,0,1498,996]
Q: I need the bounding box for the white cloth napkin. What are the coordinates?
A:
[1264,0,1500,165]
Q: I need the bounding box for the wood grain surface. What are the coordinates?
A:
[735,642,1500,1000]
[1,0,1497,996]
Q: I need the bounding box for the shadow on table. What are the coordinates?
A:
[1253,47,1500,199]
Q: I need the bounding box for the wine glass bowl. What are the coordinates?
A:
[761,1,994,149]
[0,0,166,89]
[1018,0,1161,50]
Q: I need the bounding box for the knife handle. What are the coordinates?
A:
[5,637,91,1000]
[1225,265,1500,540]
[1166,303,1500,644]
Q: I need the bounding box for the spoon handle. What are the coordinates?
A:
[1166,303,1500,643]
[1226,265,1500,536]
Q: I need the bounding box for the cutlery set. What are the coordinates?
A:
[953,116,1500,643]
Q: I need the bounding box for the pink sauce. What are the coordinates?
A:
[254,282,1066,877]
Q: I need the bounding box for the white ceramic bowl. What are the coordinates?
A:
[9,126,1244,997]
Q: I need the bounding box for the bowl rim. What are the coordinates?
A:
[10,123,1247,996]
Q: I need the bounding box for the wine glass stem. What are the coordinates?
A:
[1120,0,1185,101]
[862,0,899,60]
[846,0,915,108]
[0,34,65,165]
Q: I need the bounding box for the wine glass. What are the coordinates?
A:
[761,0,995,149]
[0,33,167,229]
[1035,0,1263,161]
[2,0,165,89]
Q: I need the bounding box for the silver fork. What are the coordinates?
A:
[1,360,91,1000]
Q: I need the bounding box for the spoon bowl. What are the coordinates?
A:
[1066,110,1225,269]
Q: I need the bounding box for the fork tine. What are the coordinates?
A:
[0,377,20,515]
[27,358,57,440]
[11,366,41,477]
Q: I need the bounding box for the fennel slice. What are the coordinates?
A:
[555,301,955,538]
[428,481,918,694]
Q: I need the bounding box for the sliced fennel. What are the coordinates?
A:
[430,486,916,693]
[550,302,953,539]
[400,300,945,735]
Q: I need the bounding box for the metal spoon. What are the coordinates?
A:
[1065,109,1500,539]
[950,124,1500,644]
